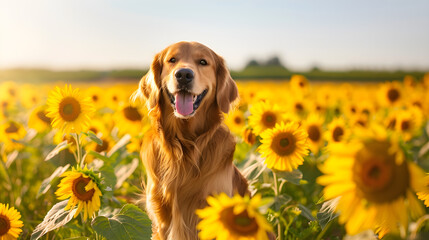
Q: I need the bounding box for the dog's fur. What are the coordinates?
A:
[133,41,249,240]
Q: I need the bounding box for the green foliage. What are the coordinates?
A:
[91,204,152,240]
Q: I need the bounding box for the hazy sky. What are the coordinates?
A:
[1,0,428,71]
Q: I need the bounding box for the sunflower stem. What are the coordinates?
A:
[72,133,84,168]
[273,171,283,240]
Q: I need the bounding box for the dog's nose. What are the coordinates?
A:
[175,68,194,85]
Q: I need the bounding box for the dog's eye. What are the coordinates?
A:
[168,57,176,63]
[199,59,208,66]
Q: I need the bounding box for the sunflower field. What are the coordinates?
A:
[1,73,429,240]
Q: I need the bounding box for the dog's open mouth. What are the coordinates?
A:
[166,89,208,117]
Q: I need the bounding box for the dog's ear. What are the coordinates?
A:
[132,53,163,111]
[216,55,238,113]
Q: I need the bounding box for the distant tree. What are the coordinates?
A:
[265,56,283,67]
[245,59,260,68]
[310,66,321,72]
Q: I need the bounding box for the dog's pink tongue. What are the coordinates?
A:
[175,92,193,116]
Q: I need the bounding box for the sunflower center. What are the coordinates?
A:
[413,101,422,108]
[295,103,304,111]
[234,116,242,124]
[299,81,305,87]
[92,95,98,102]
[112,96,118,102]
[0,214,10,236]
[5,123,19,133]
[357,120,366,127]
[308,125,321,142]
[271,132,296,156]
[95,140,109,153]
[72,176,95,202]
[401,120,410,131]
[261,111,276,128]
[332,126,344,142]
[221,207,259,236]
[353,140,409,203]
[280,138,289,147]
[334,107,340,115]
[59,97,81,122]
[387,89,400,103]
[123,106,142,121]
[37,111,52,124]
[362,109,370,115]
[243,128,256,145]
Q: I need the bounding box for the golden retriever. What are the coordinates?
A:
[133,41,249,240]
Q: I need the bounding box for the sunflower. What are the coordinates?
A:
[21,84,43,109]
[417,175,429,207]
[113,104,148,136]
[378,81,403,107]
[0,203,23,240]
[248,101,284,136]
[394,107,423,141]
[302,114,325,154]
[384,109,399,130]
[289,74,309,94]
[55,166,102,221]
[126,136,143,153]
[85,86,105,110]
[288,97,307,117]
[225,109,246,135]
[258,121,308,172]
[0,121,27,153]
[86,136,115,163]
[317,139,426,236]
[325,117,350,146]
[87,119,109,138]
[0,96,13,116]
[196,193,273,240]
[349,113,370,129]
[242,128,257,146]
[28,106,52,133]
[106,87,128,110]
[0,82,18,102]
[46,85,94,133]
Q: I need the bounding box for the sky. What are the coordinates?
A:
[0,0,428,71]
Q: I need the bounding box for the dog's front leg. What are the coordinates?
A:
[146,177,172,240]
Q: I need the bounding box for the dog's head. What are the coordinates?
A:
[134,41,238,119]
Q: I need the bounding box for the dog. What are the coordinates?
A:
[133,41,249,240]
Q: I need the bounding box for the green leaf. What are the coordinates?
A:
[298,204,315,221]
[89,150,111,162]
[37,164,70,198]
[91,204,152,240]
[271,195,292,212]
[85,131,103,146]
[100,165,117,192]
[274,169,303,185]
[46,140,70,161]
[316,199,339,229]
[31,200,78,240]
